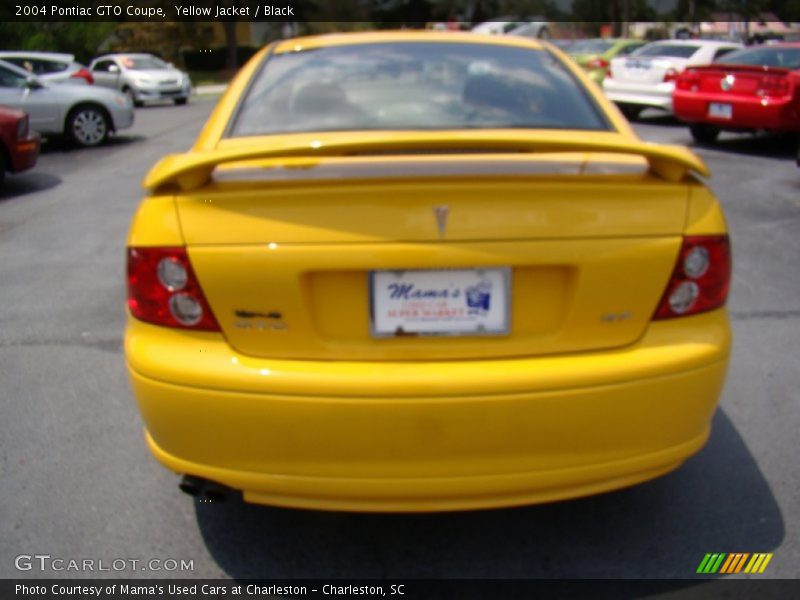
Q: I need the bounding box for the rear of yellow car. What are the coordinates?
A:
[125,32,731,512]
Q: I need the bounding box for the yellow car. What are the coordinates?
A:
[125,31,731,512]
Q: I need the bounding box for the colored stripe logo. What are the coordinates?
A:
[697,553,773,574]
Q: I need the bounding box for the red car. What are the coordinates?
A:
[0,106,40,183]
[673,43,800,143]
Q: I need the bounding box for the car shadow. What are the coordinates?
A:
[0,173,61,200]
[193,410,784,582]
[40,134,146,154]
[691,132,798,160]
[635,111,684,127]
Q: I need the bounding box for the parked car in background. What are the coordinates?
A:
[506,21,551,40]
[89,53,192,106]
[472,18,550,39]
[0,105,40,183]
[568,38,647,84]
[0,52,94,85]
[126,31,731,511]
[0,59,133,147]
[471,18,527,35]
[604,40,742,119]
[673,43,800,143]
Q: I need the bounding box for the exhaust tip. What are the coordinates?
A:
[178,474,204,497]
[179,475,233,503]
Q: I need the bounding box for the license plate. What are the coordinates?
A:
[708,103,733,119]
[625,59,651,70]
[371,268,510,337]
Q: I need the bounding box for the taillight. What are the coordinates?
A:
[586,57,609,70]
[676,69,701,92]
[16,114,29,139]
[70,68,94,85]
[756,75,789,98]
[127,247,220,331]
[663,68,680,83]
[653,236,731,320]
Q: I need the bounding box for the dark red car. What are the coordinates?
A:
[673,43,800,143]
[0,105,40,183]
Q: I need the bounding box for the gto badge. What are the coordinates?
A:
[433,205,449,238]
[721,74,735,91]
[234,310,288,332]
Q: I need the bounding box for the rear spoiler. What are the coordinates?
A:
[685,64,790,75]
[143,131,710,191]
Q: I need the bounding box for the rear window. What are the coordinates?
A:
[633,44,701,59]
[229,42,610,137]
[3,57,68,74]
[123,56,168,70]
[569,40,616,54]
[717,47,800,69]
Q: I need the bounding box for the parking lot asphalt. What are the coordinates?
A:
[0,98,798,583]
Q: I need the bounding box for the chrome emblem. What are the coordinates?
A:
[721,74,735,91]
[433,205,449,238]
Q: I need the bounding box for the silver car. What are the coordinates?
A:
[89,53,191,106]
[0,51,94,86]
[0,59,134,147]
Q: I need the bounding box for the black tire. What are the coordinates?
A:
[173,97,188,106]
[796,136,800,167]
[690,124,721,145]
[0,147,6,184]
[66,104,110,147]
[619,104,642,121]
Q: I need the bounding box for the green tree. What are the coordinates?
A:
[0,23,116,63]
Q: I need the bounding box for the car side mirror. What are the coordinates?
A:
[26,76,44,90]
[108,64,120,74]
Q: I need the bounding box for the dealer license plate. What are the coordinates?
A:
[708,103,733,119]
[371,268,510,337]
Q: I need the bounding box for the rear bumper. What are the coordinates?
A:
[126,311,731,511]
[674,93,800,131]
[603,79,675,111]
[109,105,134,131]
[135,83,191,101]
[585,68,607,85]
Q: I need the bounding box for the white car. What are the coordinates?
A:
[89,53,192,106]
[0,59,134,147]
[472,19,550,39]
[507,21,551,40]
[0,51,94,86]
[603,39,742,118]
[471,18,523,35]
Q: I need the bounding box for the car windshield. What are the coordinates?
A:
[716,46,800,69]
[633,44,700,58]
[122,56,169,70]
[230,42,610,136]
[569,40,616,54]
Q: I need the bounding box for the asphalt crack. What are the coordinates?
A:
[0,338,122,354]
[730,310,800,321]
